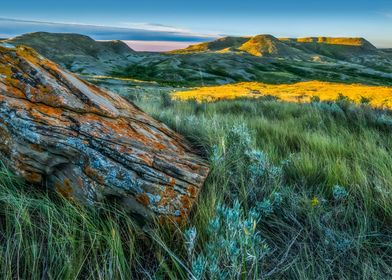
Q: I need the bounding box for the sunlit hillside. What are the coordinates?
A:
[279,37,375,47]
[173,81,392,108]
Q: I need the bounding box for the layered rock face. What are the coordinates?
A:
[0,45,209,221]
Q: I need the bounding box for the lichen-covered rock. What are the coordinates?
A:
[0,45,209,221]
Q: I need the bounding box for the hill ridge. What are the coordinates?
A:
[170,34,380,59]
[5,32,136,75]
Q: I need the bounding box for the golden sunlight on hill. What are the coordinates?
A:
[279,37,369,46]
[173,81,392,108]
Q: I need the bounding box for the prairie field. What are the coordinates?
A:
[1,91,392,279]
[2,2,392,279]
[174,81,392,108]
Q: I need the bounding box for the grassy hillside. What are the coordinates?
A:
[170,36,250,53]
[279,37,379,60]
[174,81,392,108]
[238,35,304,57]
[7,32,392,86]
[170,35,379,59]
[1,93,392,279]
[114,54,392,87]
[8,32,134,57]
[6,32,136,75]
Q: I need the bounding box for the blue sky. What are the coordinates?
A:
[1,0,391,50]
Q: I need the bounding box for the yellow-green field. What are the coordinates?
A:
[174,81,392,108]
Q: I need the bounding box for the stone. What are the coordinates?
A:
[0,45,209,221]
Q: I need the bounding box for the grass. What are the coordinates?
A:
[1,95,392,279]
[173,81,392,109]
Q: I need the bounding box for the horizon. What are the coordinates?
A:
[1,18,391,52]
[0,0,391,51]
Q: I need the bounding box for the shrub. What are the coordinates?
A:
[185,199,274,280]
[332,185,349,201]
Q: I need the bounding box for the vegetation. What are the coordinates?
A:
[1,93,392,279]
[174,81,392,109]
[112,56,392,87]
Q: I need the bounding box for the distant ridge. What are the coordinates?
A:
[6,31,391,86]
[237,35,304,57]
[170,36,250,53]
[170,34,380,59]
[7,32,135,57]
[279,37,376,47]
[6,32,136,74]
[279,37,379,59]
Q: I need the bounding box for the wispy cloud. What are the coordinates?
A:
[0,18,218,42]
[377,11,392,19]
[119,22,190,33]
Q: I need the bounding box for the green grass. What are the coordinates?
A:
[1,96,392,279]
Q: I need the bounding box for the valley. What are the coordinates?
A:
[4,32,392,88]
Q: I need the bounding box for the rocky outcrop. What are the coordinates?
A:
[0,45,209,221]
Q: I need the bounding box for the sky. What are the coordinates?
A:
[1,0,391,51]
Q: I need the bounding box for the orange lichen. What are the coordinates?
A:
[169,178,176,187]
[55,179,74,199]
[84,166,105,184]
[180,195,191,210]
[24,171,42,183]
[187,185,198,198]
[136,193,150,207]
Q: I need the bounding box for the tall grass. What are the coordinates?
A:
[1,96,392,279]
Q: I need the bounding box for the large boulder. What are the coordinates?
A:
[0,45,209,221]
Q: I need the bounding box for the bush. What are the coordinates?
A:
[185,199,276,279]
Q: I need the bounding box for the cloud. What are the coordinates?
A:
[119,22,190,33]
[0,18,217,42]
[378,11,392,19]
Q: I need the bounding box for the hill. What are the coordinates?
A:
[170,36,250,53]
[115,50,392,86]
[117,35,392,86]
[169,35,380,59]
[8,32,392,87]
[237,35,306,57]
[6,32,136,75]
[279,37,380,60]
[170,34,308,58]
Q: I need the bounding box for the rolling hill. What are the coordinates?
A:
[5,32,137,75]
[279,37,380,60]
[170,36,250,53]
[169,35,382,59]
[118,35,392,86]
[6,32,392,87]
[237,35,306,57]
[170,34,308,58]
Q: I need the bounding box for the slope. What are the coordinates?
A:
[6,32,136,75]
